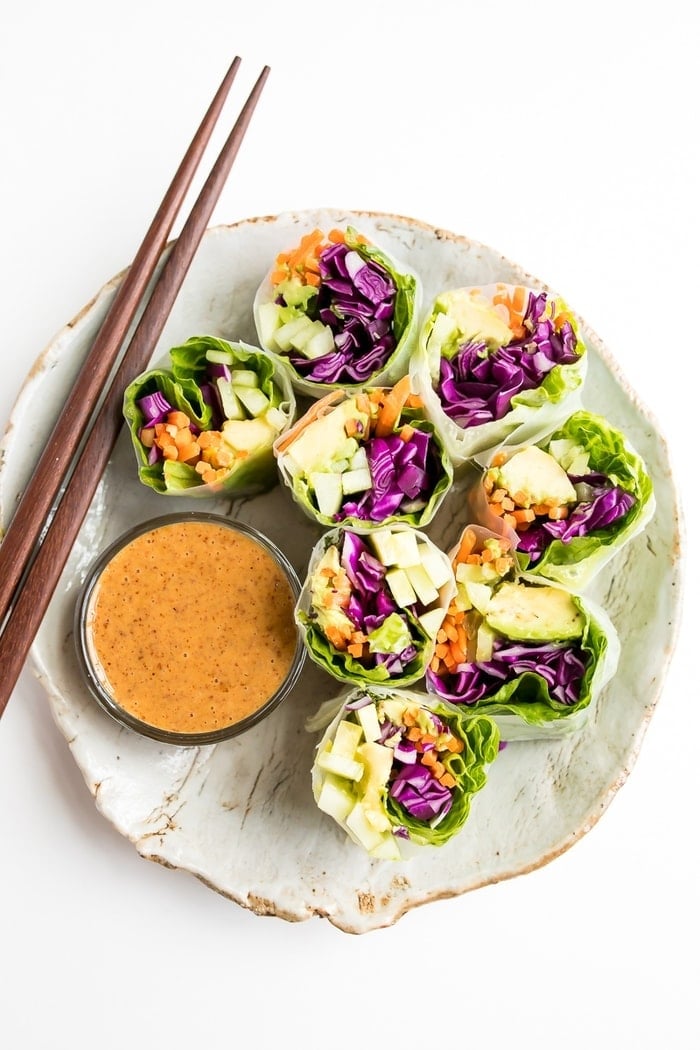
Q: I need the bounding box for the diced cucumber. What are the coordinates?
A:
[257,301,283,346]
[229,369,259,388]
[316,775,355,822]
[417,544,453,589]
[206,346,235,365]
[417,607,446,638]
[216,378,245,421]
[341,466,372,495]
[356,704,382,743]
[233,384,270,418]
[264,406,287,432]
[272,315,314,352]
[385,567,418,608]
[348,446,369,472]
[404,563,439,607]
[331,720,364,759]
[302,323,335,360]
[317,750,364,782]
[345,801,387,851]
[310,472,343,518]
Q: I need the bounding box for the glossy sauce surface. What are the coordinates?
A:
[87,520,298,734]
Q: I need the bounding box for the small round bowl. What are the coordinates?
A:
[74,512,305,745]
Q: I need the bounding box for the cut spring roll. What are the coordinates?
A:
[253,226,420,397]
[425,526,620,739]
[471,410,655,589]
[123,336,296,496]
[307,686,500,859]
[410,282,587,463]
[296,526,455,688]
[273,376,453,531]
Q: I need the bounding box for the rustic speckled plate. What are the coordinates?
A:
[0,210,683,934]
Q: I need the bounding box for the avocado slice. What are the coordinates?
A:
[495,445,577,506]
[484,581,584,641]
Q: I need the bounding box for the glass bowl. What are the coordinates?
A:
[74,512,305,745]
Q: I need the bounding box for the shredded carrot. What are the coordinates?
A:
[373,375,414,438]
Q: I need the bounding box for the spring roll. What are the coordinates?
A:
[471,410,655,589]
[253,226,420,397]
[296,526,455,688]
[410,282,587,463]
[273,376,453,531]
[123,336,296,496]
[425,526,620,739]
[308,686,500,859]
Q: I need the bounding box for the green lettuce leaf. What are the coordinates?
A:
[123,336,296,497]
[525,410,656,588]
[309,686,500,857]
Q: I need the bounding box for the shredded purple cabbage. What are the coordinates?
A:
[516,473,636,564]
[137,390,173,426]
[389,763,453,822]
[427,636,588,706]
[287,241,397,383]
[436,291,580,429]
[338,428,434,522]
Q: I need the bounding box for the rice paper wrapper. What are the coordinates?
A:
[295,525,456,689]
[123,336,296,497]
[253,225,421,398]
[307,685,500,859]
[466,410,656,591]
[273,381,453,533]
[426,542,621,740]
[409,282,587,465]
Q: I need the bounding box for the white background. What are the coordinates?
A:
[1,2,697,1047]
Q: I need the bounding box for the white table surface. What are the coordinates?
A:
[1,3,696,1047]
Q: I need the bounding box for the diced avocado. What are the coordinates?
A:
[233,384,270,418]
[275,278,317,309]
[385,567,418,608]
[404,563,439,607]
[317,747,364,782]
[221,416,277,452]
[484,581,585,641]
[331,719,364,759]
[456,561,490,586]
[284,398,369,476]
[495,445,577,506]
[316,774,355,822]
[438,289,513,346]
[310,472,343,518]
[417,544,452,590]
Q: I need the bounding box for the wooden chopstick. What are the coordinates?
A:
[0,56,241,625]
[0,63,270,718]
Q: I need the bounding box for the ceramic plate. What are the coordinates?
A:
[0,209,682,934]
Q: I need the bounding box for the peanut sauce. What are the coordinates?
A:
[85,519,299,735]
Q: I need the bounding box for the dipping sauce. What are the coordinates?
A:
[78,515,302,742]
